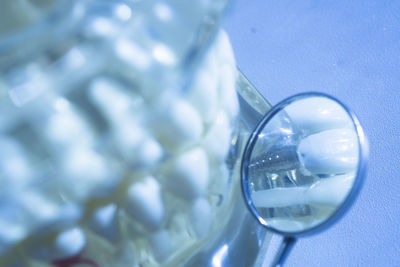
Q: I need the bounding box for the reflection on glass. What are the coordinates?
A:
[246,96,359,233]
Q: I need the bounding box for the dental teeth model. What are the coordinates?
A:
[0,30,239,266]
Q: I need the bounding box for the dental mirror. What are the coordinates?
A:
[241,92,367,266]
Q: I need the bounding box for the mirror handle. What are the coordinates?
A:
[271,236,297,267]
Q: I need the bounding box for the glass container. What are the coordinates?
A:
[0,0,271,266]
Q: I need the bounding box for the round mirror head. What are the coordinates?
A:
[241,93,367,235]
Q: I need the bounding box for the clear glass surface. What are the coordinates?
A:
[0,1,270,266]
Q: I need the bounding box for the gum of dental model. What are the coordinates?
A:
[298,128,358,175]
[88,203,120,242]
[61,146,120,201]
[124,176,164,230]
[202,110,231,164]
[285,97,353,135]
[162,147,209,200]
[26,227,86,261]
[149,229,171,262]
[148,98,204,150]
[251,174,354,208]
[190,198,212,239]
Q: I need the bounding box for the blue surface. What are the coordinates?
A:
[224,0,400,266]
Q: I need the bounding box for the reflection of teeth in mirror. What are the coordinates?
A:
[124,176,164,231]
[190,198,212,239]
[298,128,358,175]
[163,147,209,200]
[203,111,231,164]
[252,173,354,209]
[149,99,204,150]
[285,97,353,135]
[88,203,120,242]
[252,187,307,208]
[266,218,306,232]
[26,227,86,261]
[62,146,120,201]
[306,174,354,206]
[149,229,171,263]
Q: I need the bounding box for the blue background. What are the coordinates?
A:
[224,0,400,266]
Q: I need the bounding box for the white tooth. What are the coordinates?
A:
[306,174,355,206]
[298,128,358,175]
[113,118,163,168]
[252,187,308,208]
[54,227,86,259]
[252,174,354,208]
[88,77,143,123]
[215,30,236,68]
[188,61,219,123]
[134,137,163,168]
[163,147,209,200]
[219,64,239,118]
[18,191,60,231]
[203,111,231,164]
[149,229,171,262]
[115,37,151,71]
[190,198,211,239]
[62,147,120,201]
[46,99,93,148]
[114,118,145,159]
[124,176,164,230]
[26,227,86,261]
[88,203,120,242]
[16,191,82,236]
[285,97,353,134]
[0,136,31,190]
[149,99,204,150]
